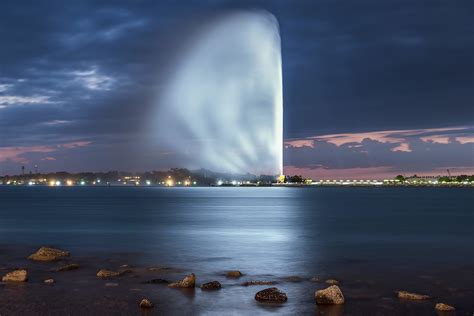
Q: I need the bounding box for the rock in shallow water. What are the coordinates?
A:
[139,298,153,308]
[2,269,28,282]
[97,269,121,278]
[226,271,243,278]
[255,287,288,303]
[435,303,455,311]
[200,281,221,290]
[168,273,196,288]
[397,291,430,300]
[28,247,69,262]
[44,278,55,284]
[315,285,345,305]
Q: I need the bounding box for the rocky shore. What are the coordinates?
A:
[0,246,467,315]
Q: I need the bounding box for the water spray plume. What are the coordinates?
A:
[157,11,283,176]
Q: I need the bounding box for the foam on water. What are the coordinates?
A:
[157,11,283,175]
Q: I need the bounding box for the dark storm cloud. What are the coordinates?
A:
[0,0,473,175]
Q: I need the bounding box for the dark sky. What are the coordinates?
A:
[1,0,473,178]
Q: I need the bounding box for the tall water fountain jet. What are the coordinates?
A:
[157,11,283,175]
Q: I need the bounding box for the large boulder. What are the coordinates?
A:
[200,281,222,290]
[435,303,455,311]
[315,285,345,305]
[28,247,70,262]
[168,273,196,288]
[2,269,28,282]
[397,291,430,300]
[255,287,288,303]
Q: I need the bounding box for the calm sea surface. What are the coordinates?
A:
[0,186,473,315]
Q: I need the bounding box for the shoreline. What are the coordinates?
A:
[1,246,471,315]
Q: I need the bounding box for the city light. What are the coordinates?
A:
[217,180,223,186]
[166,179,174,186]
[66,180,73,186]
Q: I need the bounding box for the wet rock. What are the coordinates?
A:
[28,247,69,262]
[315,285,345,305]
[397,291,430,300]
[200,281,221,290]
[325,279,339,285]
[168,273,196,288]
[226,271,243,278]
[255,287,288,303]
[310,277,321,282]
[242,280,276,286]
[44,278,55,284]
[143,278,169,284]
[139,298,153,308]
[55,263,80,272]
[2,269,28,282]
[96,269,131,278]
[435,303,455,311]
[97,269,121,278]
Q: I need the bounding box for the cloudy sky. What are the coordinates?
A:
[1,0,473,178]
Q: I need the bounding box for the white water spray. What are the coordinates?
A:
[157,11,283,175]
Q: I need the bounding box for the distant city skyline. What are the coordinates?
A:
[1,0,473,177]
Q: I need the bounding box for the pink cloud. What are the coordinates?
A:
[0,141,92,164]
[455,136,474,144]
[284,126,472,152]
[41,157,57,161]
[60,141,92,149]
[420,135,450,144]
[391,143,411,152]
[284,139,314,148]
